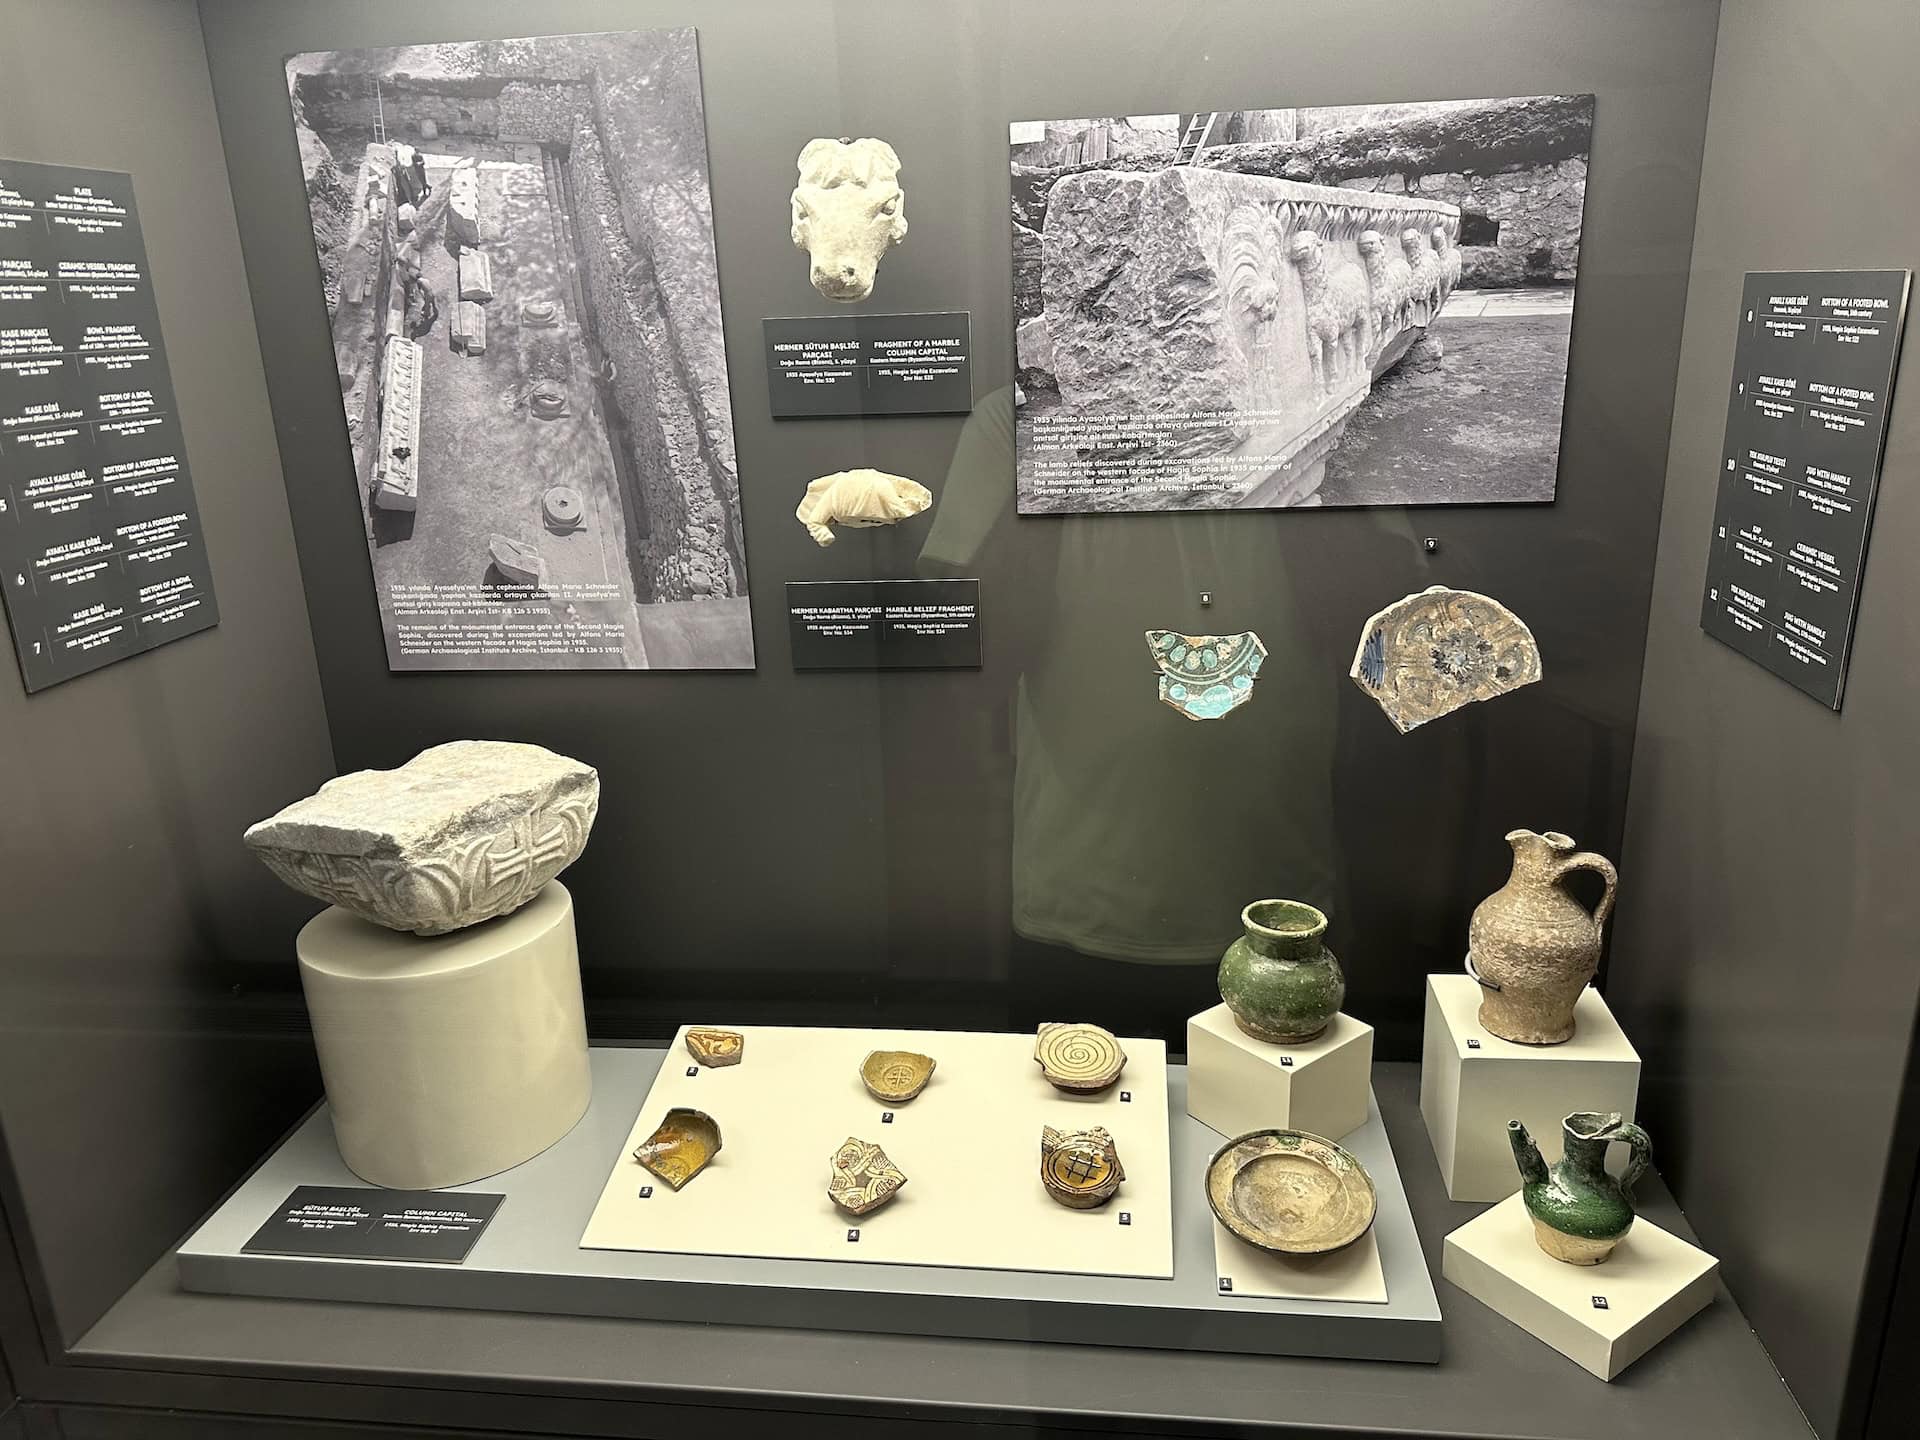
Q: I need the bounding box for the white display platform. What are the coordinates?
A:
[1187,1004,1373,1143]
[1214,1224,1387,1304]
[297,881,591,1190]
[1420,975,1641,1202]
[174,1046,1442,1361]
[582,1024,1172,1278]
[1443,1194,1717,1380]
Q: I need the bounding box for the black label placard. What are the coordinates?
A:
[765,312,972,417]
[242,1185,503,1264]
[788,578,981,669]
[1700,269,1909,709]
[0,157,219,692]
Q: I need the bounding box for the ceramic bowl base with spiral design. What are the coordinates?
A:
[1033,1022,1128,1093]
[1218,899,1345,1045]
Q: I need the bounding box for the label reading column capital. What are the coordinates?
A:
[243,1185,503,1263]
[1698,269,1909,708]
[765,312,972,418]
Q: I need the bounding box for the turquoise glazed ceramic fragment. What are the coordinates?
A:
[1145,629,1267,721]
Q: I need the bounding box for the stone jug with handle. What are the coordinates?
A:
[1466,829,1617,1045]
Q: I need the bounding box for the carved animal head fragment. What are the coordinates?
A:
[1287,229,1324,269]
[1356,229,1386,259]
[791,137,907,302]
[1401,226,1432,259]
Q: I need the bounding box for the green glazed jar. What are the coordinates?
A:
[1218,899,1345,1044]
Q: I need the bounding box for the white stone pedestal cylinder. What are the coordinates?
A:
[297,880,591,1189]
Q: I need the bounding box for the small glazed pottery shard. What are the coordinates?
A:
[1205,1129,1377,1255]
[1039,1125,1126,1209]
[1349,586,1541,733]
[1145,629,1267,721]
[686,1028,744,1068]
[859,1049,935,1103]
[1033,1022,1127,1093]
[795,469,932,546]
[828,1136,908,1215]
[633,1108,722,1191]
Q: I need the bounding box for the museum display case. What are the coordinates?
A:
[2,2,1918,1438]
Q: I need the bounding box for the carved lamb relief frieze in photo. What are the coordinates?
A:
[791,138,906,302]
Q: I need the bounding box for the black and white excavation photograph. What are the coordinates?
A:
[1009,95,1595,513]
[285,28,751,670]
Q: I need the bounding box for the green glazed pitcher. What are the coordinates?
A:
[1217,899,1345,1044]
[1508,1111,1652,1265]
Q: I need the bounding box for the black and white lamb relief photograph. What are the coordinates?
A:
[1009,96,1595,513]
[285,29,751,670]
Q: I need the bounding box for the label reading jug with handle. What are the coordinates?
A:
[1466,829,1617,1045]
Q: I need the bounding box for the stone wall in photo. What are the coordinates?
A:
[568,110,739,602]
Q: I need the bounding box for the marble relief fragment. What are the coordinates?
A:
[795,468,931,546]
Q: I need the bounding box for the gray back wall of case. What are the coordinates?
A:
[1613,1,1920,1434]
[0,0,336,1349]
[194,0,1722,1054]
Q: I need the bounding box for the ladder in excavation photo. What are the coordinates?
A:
[1177,111,1218,163]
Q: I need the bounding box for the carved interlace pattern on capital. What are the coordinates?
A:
[258,789,598,935]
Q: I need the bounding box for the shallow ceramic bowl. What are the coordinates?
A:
[1205,1129,1376,1255]
[860,1049,936,1103]
[633,1107,722,1191]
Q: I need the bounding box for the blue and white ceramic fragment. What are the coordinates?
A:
[1348,584,1541,733]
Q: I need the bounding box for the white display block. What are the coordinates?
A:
[1443,1194,1717,1380]
[1420,975,1640,1201]
[1215,1223,1387,1304]
[581,1025,1174,1279]
[1186,1004,1373,1143]
[297,880,591,1190]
